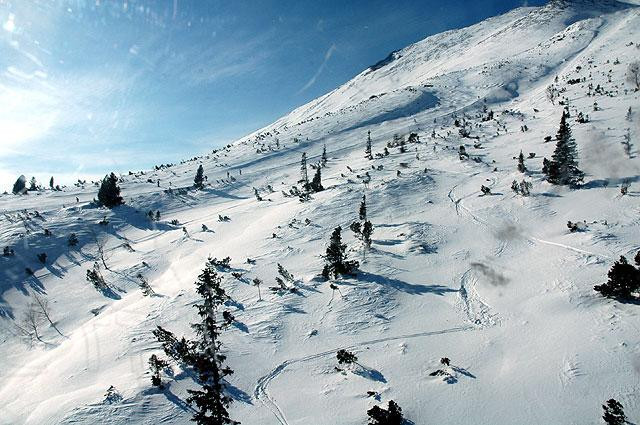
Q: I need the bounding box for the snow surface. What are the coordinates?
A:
[1,0,640,423]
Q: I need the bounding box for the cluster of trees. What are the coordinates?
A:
[511,179,532,196]
[367,401,404,425]
[298,152,324,201]
[11,175,62,194]
[350,195,374,249]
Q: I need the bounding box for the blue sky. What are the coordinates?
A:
[0,0,546,191]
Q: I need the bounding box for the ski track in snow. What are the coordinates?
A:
[253,325,473,424]
[447,179,611,261]
[457,269,500,328]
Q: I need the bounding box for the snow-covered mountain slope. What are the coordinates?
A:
[1,0,640,423]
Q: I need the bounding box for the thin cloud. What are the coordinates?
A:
[298,43,336,94]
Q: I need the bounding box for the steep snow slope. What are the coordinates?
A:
[1,1,639,424]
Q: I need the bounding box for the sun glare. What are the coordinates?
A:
[3,13,15,32]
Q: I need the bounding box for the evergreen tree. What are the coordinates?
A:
[336,349,358,365]
[351,195,374,249]
[517,151,527,173]
[277,263,295,283]
[153,326,195,364]
[12,175,26,195]
[253,187,263,201]
[322,227,359,279]
[186,258,238,425]
[359,195,367,221]
[321,144,328,167]
[300,152,310,192]
[97,173,124,208]
[544,112,584,186]
[367,400,404,425]
[362,221,374,249]
[68,233,79,247]
[148,354,169,388]
[29,176,37,191]
[49,176,54,189]
[194,165,205,189]
[310,167,324,193]
[542,158,550,176]
[594,254,640,300]
[365,131,373,160]
[602,399,626,425]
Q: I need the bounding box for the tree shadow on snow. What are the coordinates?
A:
[451,365,476,379]
[162,386,194,413]
[225,298,245,311]
[368,247,404,260]
[226,382,253,405]
[536,192,562,198]
[201,187,249,201]
[110,205,176,232]
[96,285,121,300]
[374,239,403,246]
[582,175,640,190]
[232,321,249,333]
[44,262,66,279]
[278,303,306,315]
[357,271,457,296]
[353,365,387,383]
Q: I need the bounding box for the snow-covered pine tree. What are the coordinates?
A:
[49,176,54,190]
[365,131,373,160]
[277,263,295,283]
[359,195,367,221]
[622,129,631,158]
[310,167,324,192]
[542,157,550,176]
[517,151,527,173]
[300,152,310,191]
[297,152,312,202]
[362,220,373,249]
[153,326,195,364]
[97,172,124,208]
[602,399,626,425]
[511,180,532,197]
[186,258,239,425]
[367,400,404,425]
[148,354,169,388]
[194,164,205,189]
[321,144,328,167]
[627,61,639,91]
[252,278,262,301]
[322,226,359,279]
[336,349,357,365]
[594,254,640,300]
[544,112,584,187]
